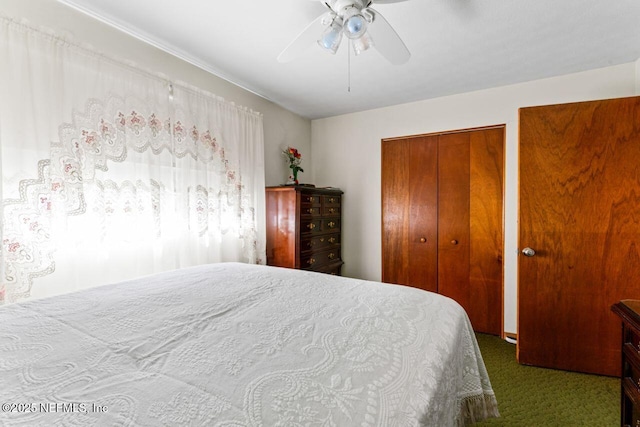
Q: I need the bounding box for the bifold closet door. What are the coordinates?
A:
[381,136,438,292]
[382,127,504,336]
[438,129,504,335]
[437,133,471,310]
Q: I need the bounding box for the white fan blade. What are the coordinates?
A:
[371,0,409,3]
[367,8,410,64]
[278,12,331,63]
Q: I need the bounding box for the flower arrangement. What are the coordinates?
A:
[283,146,304,184]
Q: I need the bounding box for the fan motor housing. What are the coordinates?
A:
[330,0,367,14]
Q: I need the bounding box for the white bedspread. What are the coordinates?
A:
[0,263,498,426]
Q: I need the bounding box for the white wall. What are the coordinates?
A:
[311,63,639,334]
[1,0,311,187]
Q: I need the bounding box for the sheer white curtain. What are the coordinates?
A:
[0,17,266,304]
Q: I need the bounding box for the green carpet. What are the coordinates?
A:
[474,333,619,426]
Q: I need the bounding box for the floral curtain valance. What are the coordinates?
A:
[0,17,266,304]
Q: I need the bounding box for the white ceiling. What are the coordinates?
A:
[57,0,640,120]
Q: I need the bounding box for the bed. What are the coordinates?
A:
[0,262,498,426]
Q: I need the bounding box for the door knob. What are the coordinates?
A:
[419,237,427,243]
[451,239,458,245]
[522,247,536,257]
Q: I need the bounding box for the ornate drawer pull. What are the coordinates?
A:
[309,196,315,203]
[307,208,315,214]
[328,237,336,244]
[307,258,316,265]
[307,241,316,248]
[328,208,336,214]
[307,223,316,230]
[328,253,336,260]
[328,221,336,228]
[328,197,335,203]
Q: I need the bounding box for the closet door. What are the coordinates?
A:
[382,136,438,292]
[381,127,504,336]
[437,132,471,310]
[468,128,504,334]
[437,129,504,334]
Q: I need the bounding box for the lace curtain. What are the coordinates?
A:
[0,17,266,304]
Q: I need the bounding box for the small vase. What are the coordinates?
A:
[293,168,299,185]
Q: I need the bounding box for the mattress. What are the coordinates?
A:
[0,262,498,426]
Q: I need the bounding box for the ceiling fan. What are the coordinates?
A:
[277,0,411,65]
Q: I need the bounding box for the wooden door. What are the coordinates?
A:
[438,129,504,334]
[437,133,471,308]
[518,96,640,376]
[382,127,504,335]
[382,136,438,292]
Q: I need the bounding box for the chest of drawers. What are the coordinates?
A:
[266,186,343,275]
[612,300,640,427]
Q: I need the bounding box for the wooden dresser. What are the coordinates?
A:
[265,186,343,275]
[612,300,640,426]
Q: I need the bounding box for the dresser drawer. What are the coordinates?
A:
[300,218,322,233]
[624,377,640,419]
[325,233,340,247]
[300,233,341,252]
[300,248,342,270]
[625,343,640,392]
[613,301,640,427]
[301,193,322,206]
[322,218,341,232]
[323,205,340,216]
[323,249,340,263]
[633,403,640,427]
[301,206,321,216]
[323,195,341,206]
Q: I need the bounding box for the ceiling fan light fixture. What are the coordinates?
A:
[343,6,367,39]
[353,31,374,56]
[277,0,410,65]
[317,19,344,54]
